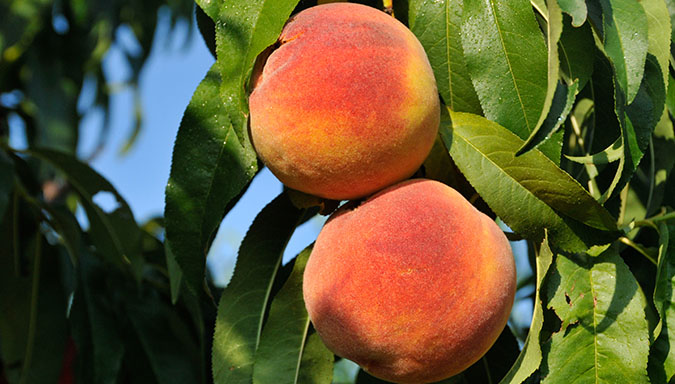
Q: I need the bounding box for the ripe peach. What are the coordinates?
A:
[303,179,516,383]
[249,3,440,200]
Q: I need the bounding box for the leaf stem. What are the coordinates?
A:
[19,233,42,384]
[618,236,657,265]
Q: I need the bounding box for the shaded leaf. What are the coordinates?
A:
[215,0,301,141]
[212,193,304,384]
[28,148,143,278]
[461,0,547,139]
[542,249,650,383]
[441,110,618,252]
[500,235,554,384]
[558,17,594,90]
[296,331,333,384]
[598,0,648,104]
[0,149,15,221]
[70,255,125,384]
[253,245,316,384]
[164,65,258,293]
[409,0,482,114]
[649,223,675,383]
[165,242,182,305]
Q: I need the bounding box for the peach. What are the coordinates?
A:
[249,3,440,200]
[303,179,516,383]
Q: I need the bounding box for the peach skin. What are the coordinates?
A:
[249,3,440,200]
[303,179,516,383]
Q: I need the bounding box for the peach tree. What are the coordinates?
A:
[166,0,675,382]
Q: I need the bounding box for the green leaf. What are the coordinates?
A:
[649,223,675,382]
[215,0,300,140]
[642,0,671,89]
[461,0,548,139]
[296,331,333,384]
[441,110,619,252]
[542,249,650,383]
[499,235,554,384]
[565,137,623,165]
[649,116,675,216]
[519,0,564,157]
[558,18,595,89]
[0,149,15,221]
[409,0,482,114]
[598,0,648,104]
[518,81,579,161]
[165,65,258,294]
[27,148,144,278]
[212,193,304,384]
[124,288,201,384]
[70,255,125,384]
[253,245,323,384]
[0,237,68,384]
[165,242,183,305]
[558,0,587,26]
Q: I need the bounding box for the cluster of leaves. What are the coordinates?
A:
[0,0,210,383]
[164,0,675,383]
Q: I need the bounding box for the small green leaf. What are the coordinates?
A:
[212,193,304,384]
[165,65,258,294]
[442,110,619,251]
[598,0,648,104]
[28,148,144,278]
[557,0,587,26]
[542,249,650,383]
[462,0,548,139]
[253,245,317,384]
[409,0,482,114]
[499,235,554,384]
[565,137,623,165]
[649,223,675,382]
[215,0,301,141]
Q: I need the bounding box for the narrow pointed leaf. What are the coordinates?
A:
[499,235,554,384]
[253,245,314,384]
[441,110,618,248]
[461,0,548,139]
[649,223,675,382]
[542,249,650,383]
[212,193,304,384]
[409,0,482,114]
[519,0,563,156]
[565,137,623,165]
[599,0,648,104]
[165,65,258,293]
[27,148,143,278]
[216,0,300,140]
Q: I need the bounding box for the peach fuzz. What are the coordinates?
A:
[303,179,516,383]
[249,3,439,200]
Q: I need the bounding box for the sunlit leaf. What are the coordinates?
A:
[649,223,675,383]
[642,0,671,89]
[500,235,554,384]
[409,0,482,114]
[558,0,587,26]
[165,65,258,293]
[215,0,300,141]
[212,193,304,384]
[462,0,547,139]
[441,110,619,252]
[542,249,650,383]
